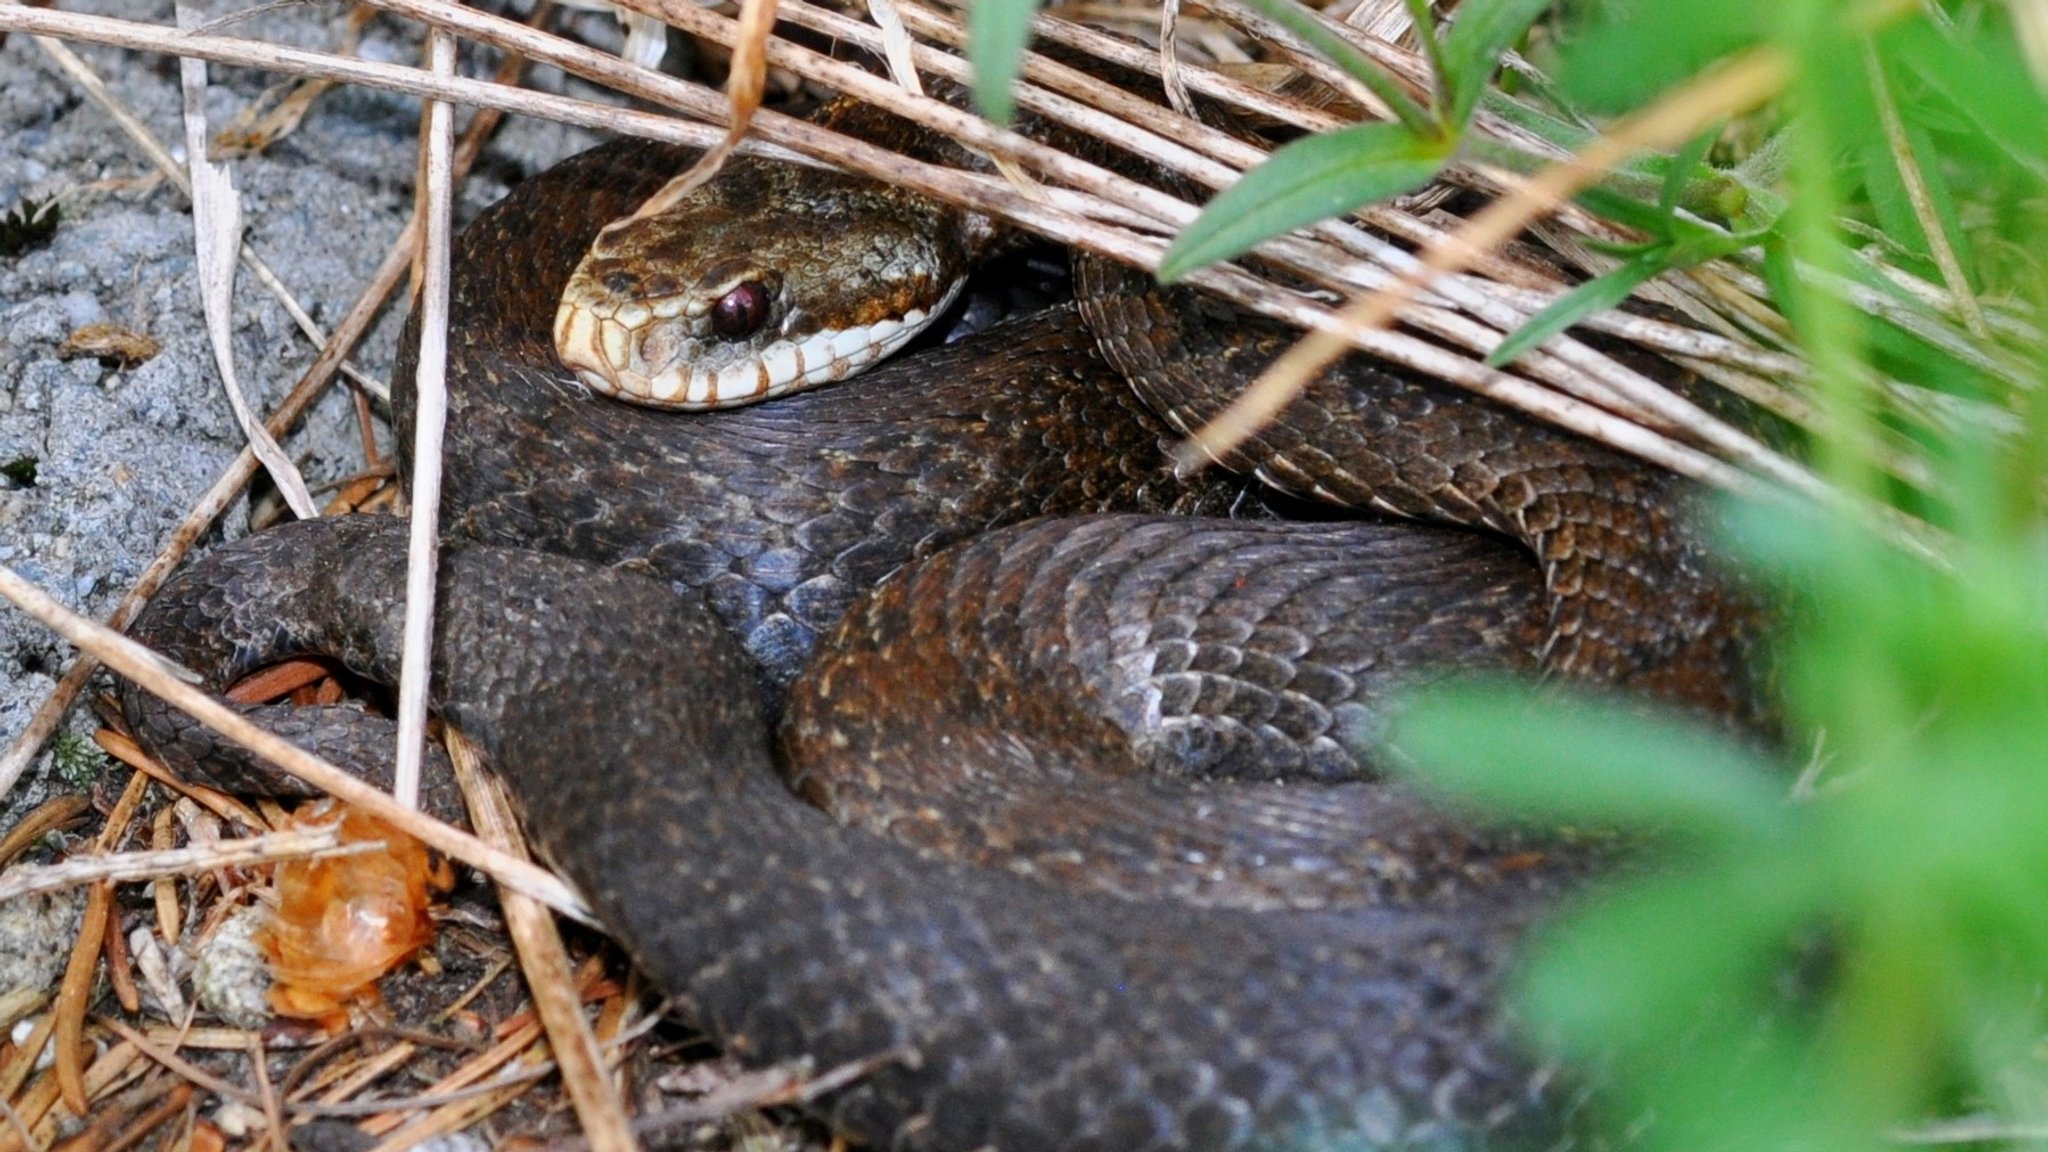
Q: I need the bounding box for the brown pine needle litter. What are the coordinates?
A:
[0,0,2015,1147]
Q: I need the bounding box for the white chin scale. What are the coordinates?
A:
[564,280,966,412]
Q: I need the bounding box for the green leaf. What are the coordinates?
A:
[966,0,1039,125]
[1572,184,1683,240]
[1158,123,1448,281]
[1436,0,1552,128]
[1488,251,1666,367]
[1886,19,2048,178]
[1492,209,1763,367]
[1517,858,1818,1057]
[1555,2,1767,113]
[1659,129,1719,217]
[1391,678,1785,839]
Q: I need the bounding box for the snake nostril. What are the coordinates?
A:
[712,280,771,339]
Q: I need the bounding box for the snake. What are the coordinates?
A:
[119,92,1772,1151]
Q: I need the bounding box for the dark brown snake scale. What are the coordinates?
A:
[121,120,1771,1151]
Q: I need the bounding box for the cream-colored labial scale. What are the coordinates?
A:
[557,279,963,411]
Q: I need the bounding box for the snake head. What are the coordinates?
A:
[554,157,971,410]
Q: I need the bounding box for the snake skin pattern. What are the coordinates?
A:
[121,135,1770,1150]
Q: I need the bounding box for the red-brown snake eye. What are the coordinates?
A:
[711,281,771,339]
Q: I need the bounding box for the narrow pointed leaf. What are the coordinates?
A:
[1159,123,1448,281]
[1488,251,1667,367]
[967,0,1039,125]
[1392,678,1784,839]
[1659,129,1721,217]
[1437,0,1552,127]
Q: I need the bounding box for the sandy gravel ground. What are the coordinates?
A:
[0,0,604,816]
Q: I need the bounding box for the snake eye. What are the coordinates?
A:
[711,281,771,340]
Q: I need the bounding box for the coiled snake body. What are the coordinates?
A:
[122,119,1769,1149]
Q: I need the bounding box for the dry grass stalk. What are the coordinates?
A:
[0,4,536,792]
[626,0,776,214]
[350,961,610,1144]
[0,826,369,904]
[0,1,2003,1143]
[95,1017,263,1109]
[17,22,387,398]
[1179,47,1786,456]
[448,729,637,1152]
[392,24,460,817]
[176,5,320,522]
[245,1033,286,1152]
[58,1079,195,1152]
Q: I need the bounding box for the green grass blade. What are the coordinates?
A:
[1488,251,1666,367]
[1158,123,1447,281]
[966,0,1039,125]
[1438,0,1552,128]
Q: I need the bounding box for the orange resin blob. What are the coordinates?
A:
[260,801,454,1023]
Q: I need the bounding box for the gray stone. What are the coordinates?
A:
[0,0,606,822]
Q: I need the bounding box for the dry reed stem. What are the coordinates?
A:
[176,7,320,522]
[448,729,637,1152]
[392,25,459,817]
[565,0,1786,498]
[0,3,1989,528]
[628,0,774,215]
[0,827,369,904]
[1171,47,1787,461]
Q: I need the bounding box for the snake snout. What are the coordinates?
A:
[554,225,972,411]
[554,276,964,410]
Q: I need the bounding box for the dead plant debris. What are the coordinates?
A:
[57,323,162,369]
